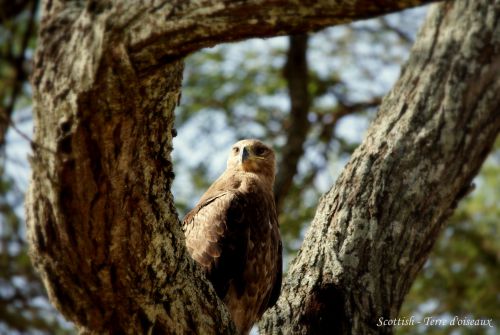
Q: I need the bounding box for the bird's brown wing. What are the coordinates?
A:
[182,191,249,298]
[266,239,282,309]
[254,210,282,318]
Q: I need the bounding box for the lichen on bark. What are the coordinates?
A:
[261,0,500,334]
[25,0,499,334]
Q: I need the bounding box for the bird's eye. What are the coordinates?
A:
[254,147,266,156]
[233,147,240,154]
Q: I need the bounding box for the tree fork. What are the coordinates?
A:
[25,0,498,334]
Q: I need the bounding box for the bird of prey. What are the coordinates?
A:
[183,139,282,334]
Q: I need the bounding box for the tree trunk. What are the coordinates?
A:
[25,0,498,335]
[261,1,500,334]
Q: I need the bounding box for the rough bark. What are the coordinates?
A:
[27,2,235,333]
[261,0,500,334]
[25,0,498,334]
[123,0,437,72]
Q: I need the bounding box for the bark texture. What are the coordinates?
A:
[26,1,236,333]
[124,0,437,72]
[25,0,498,334]
[261,0,500,334]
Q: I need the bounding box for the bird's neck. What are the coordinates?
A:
[226,170,275,193]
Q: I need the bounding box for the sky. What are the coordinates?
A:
[4,4,499,335]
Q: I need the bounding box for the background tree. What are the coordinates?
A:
[0,0,72,333]
[0,0,498,334]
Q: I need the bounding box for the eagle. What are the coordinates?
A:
[182,139,282,334]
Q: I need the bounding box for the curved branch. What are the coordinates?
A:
[123,0,437,71]
[26,0,462,333]
[261,0,500,333]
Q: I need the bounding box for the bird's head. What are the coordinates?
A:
[227,139,276,185]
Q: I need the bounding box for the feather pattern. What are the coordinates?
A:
[183,139,282,334]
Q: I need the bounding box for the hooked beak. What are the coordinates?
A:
[240,146,250,163]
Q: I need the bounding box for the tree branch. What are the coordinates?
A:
[261,0,500,333]
[123,0,437,71]
[29,0,497,333]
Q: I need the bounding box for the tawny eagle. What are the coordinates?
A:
[183,139,282,334]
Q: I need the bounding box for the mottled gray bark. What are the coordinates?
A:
[124,0,437,72]
[25,0,498,334]
[261,0,500,334]
[26,1,234,333]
